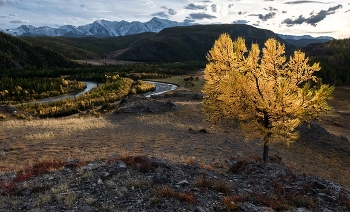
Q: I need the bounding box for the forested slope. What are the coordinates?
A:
[19,25,295,62]
[303,38,350,85]
[111,24,296,62]
[0,32,77,71]
[20,32,156,60]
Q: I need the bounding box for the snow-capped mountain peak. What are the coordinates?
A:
[3,18,191,37]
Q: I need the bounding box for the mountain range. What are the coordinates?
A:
[277,34,334,47]
[0,17,190,37]
[1,21,349,85]
[277,34,333,41]
[1,18,333,46]
[19,24,295,62]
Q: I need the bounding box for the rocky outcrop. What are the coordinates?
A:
[0,155,349,211]
[117,96,180,114]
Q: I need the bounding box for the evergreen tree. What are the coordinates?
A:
[203,33,334,162]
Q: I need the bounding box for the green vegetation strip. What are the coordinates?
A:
[16,77,155,118]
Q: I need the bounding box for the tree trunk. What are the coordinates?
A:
[263,143,269,163]
[262,113,270,163]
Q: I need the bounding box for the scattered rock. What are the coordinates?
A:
[0,156,349,211]
[118,96,180,114]
[177,179,189,186]
[199,128,208,133]
[240,202,274,212]
[82,162,102,170]
[292,208,312,212]
[115,160,127,169]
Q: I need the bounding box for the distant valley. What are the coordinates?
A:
[1,21,349,85]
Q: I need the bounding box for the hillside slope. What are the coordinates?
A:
[111,24,296,62]
[0,32,76,71]
[302,38,350,85]
[20,24,296,63]
[20,32,157,60]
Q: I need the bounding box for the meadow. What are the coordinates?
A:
[0,82,349,189]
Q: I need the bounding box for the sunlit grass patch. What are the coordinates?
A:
[2,117,111,141]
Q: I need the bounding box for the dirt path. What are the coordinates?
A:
[0,88,349,189]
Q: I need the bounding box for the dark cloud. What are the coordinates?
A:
[0,0,5,7]
[284,1,328,4]
[228,4,234,9]
[9,13,17,17]
[167,8,177,15]
[160,6,177,16]
[80,4,85,8]
[211,4,217,12]
[259,12,276,21]
[188,13,216,20]
[345,9,350,13]
[238,11,247,15]
[1,16,7,18]
[328,4,343,11]
[151,12,169,19]
[233,20,249,24]
[282,11,287,13]
[282,4,342,26]
[184,3,207,10]
[283,15,307,26]
[9,20,28,24]
[264,6,278,11]
[184,19,196,23]
[200,0,212,2]
[250,12,276,21]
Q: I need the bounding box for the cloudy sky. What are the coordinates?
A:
[1,0,349,38]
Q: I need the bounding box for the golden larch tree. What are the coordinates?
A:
[203,33,334,162]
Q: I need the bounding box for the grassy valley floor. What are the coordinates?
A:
[0,86,349,190]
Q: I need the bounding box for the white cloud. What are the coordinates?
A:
[0,0,347,38]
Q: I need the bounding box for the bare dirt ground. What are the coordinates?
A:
[0,87,349,190]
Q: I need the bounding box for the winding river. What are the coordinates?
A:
[29,81,99,104]
[29,81,177,104]
[143,81,177,98]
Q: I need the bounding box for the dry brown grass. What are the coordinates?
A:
[0,87,349,190]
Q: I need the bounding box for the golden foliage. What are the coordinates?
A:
[203,33,334,146]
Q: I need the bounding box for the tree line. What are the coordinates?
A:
[0,78,85,103]
[17,76,155,118]
[1,61,205,80]
[306,38,350,85]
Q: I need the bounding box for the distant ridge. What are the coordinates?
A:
[277,34,333,41]
[2,17,191,37]
[277,34,334,47]
[20,24,295,62]
[110,24,296,62]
